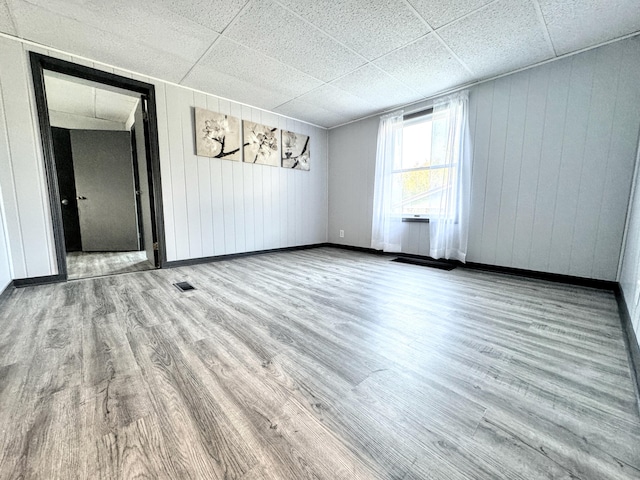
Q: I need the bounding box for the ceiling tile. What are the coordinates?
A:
[277,0,429,60]
[183,66,291,110]
[374,34,472,97]
[150,0,248,33]
[188,37,322,98]
[224,0,365,81]
[330,64,420,110]
[538,0,640,55]
[273,99,353,128]
[0,0,16,35]
[407,0,493,28]
[438,0,554,78]
[9,0,218,62]
[95,91,138,122]
[293,84,375,119]
[8,1,200,82]
[44,74,137,123]
[185,65,291,111]
[44,76,96,118]
[182,36,322,110]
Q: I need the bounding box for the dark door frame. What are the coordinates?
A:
[30,52,167,281]
[129,125,145,252]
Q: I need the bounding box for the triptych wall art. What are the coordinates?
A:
[194,107,310,171]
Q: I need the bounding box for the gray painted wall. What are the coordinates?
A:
[618,136,640,347]
[328,37,640,281]
[0,182,12,291]
[70,130,138,251]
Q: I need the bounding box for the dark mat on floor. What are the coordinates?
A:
[392,256,457,271]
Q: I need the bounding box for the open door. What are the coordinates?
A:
[132,98,158,266]
[71,130,139,251]
[30,52,166,281]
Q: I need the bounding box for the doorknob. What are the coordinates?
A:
[61,199,69,205]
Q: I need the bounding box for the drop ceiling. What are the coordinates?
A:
[44,72,140,126]
[2,0,639,128]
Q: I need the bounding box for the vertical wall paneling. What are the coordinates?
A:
[165,84,190,260]
[528,58,573,273]
[569,45,623,278]
[251,108,264,251]
[279,115,290,247]
[226,101,244,253]
[0,36,328,277]
[0,56,27,278]
[206,96,225,257]
[467,81,495,261]
[494,71,529,267]
[23,45,57,274]
[594,40,640,280]
[236,105,252,251]
[242,105,256,252]
[0,39,53,277]
[546,55,590,274]
[480,76,511,265]
[327,115,379,247]
[619,132,640,351]
[154,82,177,261]
[261,111,276,250]
[328,37,640,281]
[183,88,203,259]
[194,91,214,257]
[221,157,237,255]
[510,64,550,269]
[0,176,13,290]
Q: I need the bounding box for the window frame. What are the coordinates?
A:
[392,108,457,220]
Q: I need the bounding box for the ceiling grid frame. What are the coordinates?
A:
[0,0,638,128]
[178,0,252,84]
[400,0,476,76]
[530,0,558,56]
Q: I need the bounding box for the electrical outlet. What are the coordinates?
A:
[339,229,344,238]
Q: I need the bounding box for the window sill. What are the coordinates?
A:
[402,217,430,223]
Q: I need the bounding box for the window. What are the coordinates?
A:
[390,109,457,219]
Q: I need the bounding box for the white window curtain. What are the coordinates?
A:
[429,91,471,262]
[371,110,404,252]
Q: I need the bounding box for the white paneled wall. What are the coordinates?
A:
[328,36,640,281]
[468,38,640,280]
[328,115,378,249]
[0,36,327,278]
[0,37,57,279]
[0,181,12,291]
[158,84,327,262]
[619,138,640,344]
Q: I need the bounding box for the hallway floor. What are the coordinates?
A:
[66,251,154,280]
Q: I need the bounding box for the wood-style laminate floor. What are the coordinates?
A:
[0,247,638,479]
[66,251,154,280]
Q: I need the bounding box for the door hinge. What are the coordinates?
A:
[142,97,149,121]
[153,242,158,251]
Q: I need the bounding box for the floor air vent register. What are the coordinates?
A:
[174,281,196,292]
[392,256,457,271]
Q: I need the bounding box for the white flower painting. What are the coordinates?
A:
[243,121,280,167]
[195,108,241,161]
[281,130,310,171]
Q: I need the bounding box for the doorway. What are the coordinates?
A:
[30,53,166,281]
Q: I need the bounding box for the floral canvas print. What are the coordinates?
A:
[243,121,280,167]
[195,108,241,161]
[281,130,310,171]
